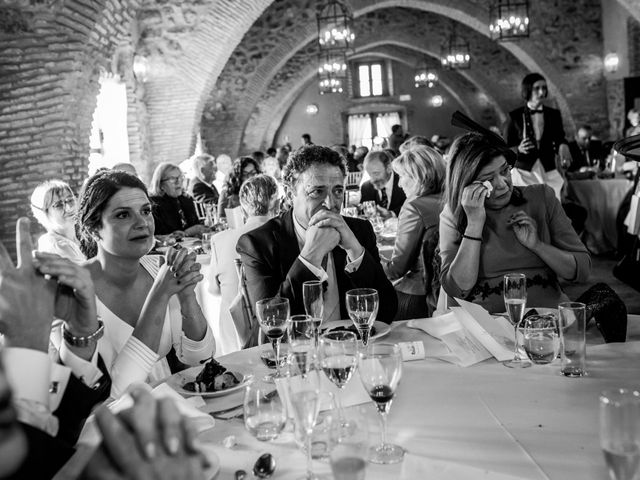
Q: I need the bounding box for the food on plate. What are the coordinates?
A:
[183,358,241,393]
[324,324,377,339]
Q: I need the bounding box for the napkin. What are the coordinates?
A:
[401,453,529,480]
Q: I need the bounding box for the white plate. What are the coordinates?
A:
[320,320,391,341]
[166,364,251,398]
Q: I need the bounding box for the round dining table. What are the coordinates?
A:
[194,317,640,480]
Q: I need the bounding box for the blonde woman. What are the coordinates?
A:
[30,179,84,263]
[383,146,446,319]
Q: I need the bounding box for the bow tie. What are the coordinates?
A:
[528,108,543,115]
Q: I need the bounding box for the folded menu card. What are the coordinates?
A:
[407,300,514,367]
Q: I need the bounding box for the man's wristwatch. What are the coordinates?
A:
[62,320,104,348]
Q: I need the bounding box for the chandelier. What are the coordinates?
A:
[414,58,438,88]
[317,0,355,51]
[318,51,348,95]
[441,23,470,70]
[489,0,530,40]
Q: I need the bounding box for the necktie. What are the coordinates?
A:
[528,108,543,115]
[321,255,328,292]
[380,187,389,209]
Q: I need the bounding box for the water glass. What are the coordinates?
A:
[361,200,376,218]
[289,314,315,343]
[346,288,379,346]
[244,378,287,441]
[201,232,212,254]
[293,391,339,460]
[522,314,560,365]
[558,302,587,377]
[303,281,324,345]
[600,389,640,480]
[330,407,369,480]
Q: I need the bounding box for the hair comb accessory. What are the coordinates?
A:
[613,134,640,162]
[451,110,517,165]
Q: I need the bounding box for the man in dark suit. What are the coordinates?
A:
[360,150,406,217]
[188,153,219,205]
[505,72,568,200]
[567,125,605,172]
[237,145,397,325]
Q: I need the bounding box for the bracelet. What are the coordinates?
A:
[462,234,483,242]
[63,320,104,348]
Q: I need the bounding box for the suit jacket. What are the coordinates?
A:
[360,173,406,216]
[236,209,398,323]
[189,178,219,205]
[151,194,201,235]
[505,105,566,172]
[567,140,604,172]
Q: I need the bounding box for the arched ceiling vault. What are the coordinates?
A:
[204,4,536,157]
[245,40,508,152]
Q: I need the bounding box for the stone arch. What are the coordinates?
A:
[204,3,544,158]
[616,0,640,24]
[245,40,508,152]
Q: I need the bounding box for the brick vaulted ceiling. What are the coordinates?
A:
[138,0,607,162]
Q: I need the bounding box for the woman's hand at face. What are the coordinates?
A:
[461,183,488,228]
[508,211,540,250]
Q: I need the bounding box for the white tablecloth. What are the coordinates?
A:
[194,316,640,480]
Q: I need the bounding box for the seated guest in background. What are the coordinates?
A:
[0,217,111,476]
[150,162,207,238]
[77,170,215,398]
[217,156,261,219]
[388,124,405,154]
[237,145,398,324]
[330,144,355,173]
[188,153,219,205]
[30,179,85,263]
[209,175,279,351]
[251,151,265,168]
[112,162,138,177]
[383,146,446,319]
[360,150,407,218]
[626,108,640,138]
[399,135,434,154]
[352,146,368,172]
[567,125,604,172]
[440,132,591,312]
[301,133,313,146]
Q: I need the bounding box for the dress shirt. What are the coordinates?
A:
[527,103,544,145]
[292,213,364,322]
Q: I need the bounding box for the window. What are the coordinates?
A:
[357,62,386,97]
[348,111,401,149]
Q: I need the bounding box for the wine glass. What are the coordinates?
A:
[286,352,322,480]
[303,280,324,346]
[600,388,640,480]
[345,288,379,346]
[357,343,404,464]
[244,378,287,441]
[320,331,358,437]
[256,297,290,380]
[503,273,531,369]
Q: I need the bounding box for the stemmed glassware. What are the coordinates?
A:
[320,331,358,436]
[256,297,291,380]
[289,314,316,374]
[358,343,404,464]
[599,388,640,480]
[303,280,324,346]
[503,273,531,369]
[346,288,379,346]
[286,349,322,480]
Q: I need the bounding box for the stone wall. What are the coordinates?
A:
[0,0,139,256]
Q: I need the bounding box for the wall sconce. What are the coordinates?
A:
[604,53,619,73]
[306,104,319,115]
[132,54,149,83]
[430,95,443,107]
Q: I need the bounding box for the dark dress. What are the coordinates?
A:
[151,194,201,235]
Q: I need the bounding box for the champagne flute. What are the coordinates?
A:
[600,388,640,480]
[244,378,287,441]
[256,297,290,380]
[503,273,531,369]
[303,280,324,346]
[358,343,404,464]
[346,288,379,346]
[289,315,316,374]
[320,331,358,437]
[287,351,322,480]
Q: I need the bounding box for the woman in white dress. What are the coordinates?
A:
[30,180,84,263]
[76,170,215,398]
